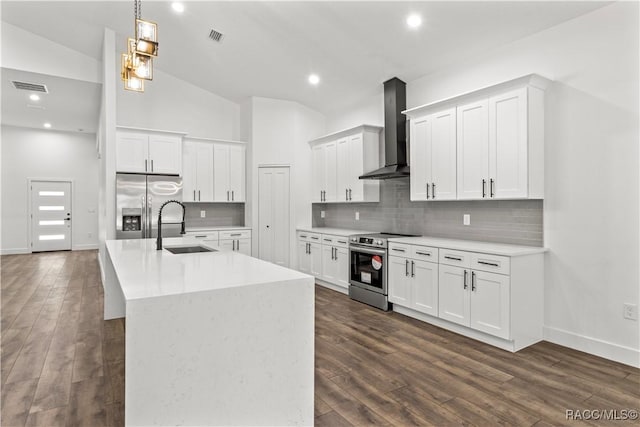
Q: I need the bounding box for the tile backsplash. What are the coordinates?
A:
[185,203,245,228]
[312,179,543,246]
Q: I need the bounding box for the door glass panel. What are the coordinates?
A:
[39,234,65,240]
[38,191,64,196]
[39,206,65,211]
[350,251,384,290]
[39,220,65,226]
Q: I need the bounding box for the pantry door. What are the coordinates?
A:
[30,180,72,252]
[258,166,290,267]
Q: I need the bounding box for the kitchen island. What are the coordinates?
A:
[103,238,314,426]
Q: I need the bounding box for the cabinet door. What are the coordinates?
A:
[298,241,311,274]
[409,115,430,201]
[336,138,350,202]
[489,88,528,199]
[388,256,410,307]
[438,264,469,327]
[148,134,182,175]
[309,242,323,277]
[412,260,439,317]
[323,142,337,202]
[228,145,245,202]
[470,270,510,339]
[182,141,198,202]
[213,144,230,201]
[311,144,325,202]
[347,134,364,202]
[236,238,251,256]
[195,143,214,202]
[321,245,337,283]
[335,247,350,289]
[219,239,234,252]
[430,108,457,200]
[116,132,148,173]
[457,100,489,200]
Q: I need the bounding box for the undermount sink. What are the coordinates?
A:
[165,246,216,254]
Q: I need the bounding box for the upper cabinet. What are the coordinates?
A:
[405,74,548,201]
[182,138,246,203]
[116,128,184,175]
[309,125,382,203]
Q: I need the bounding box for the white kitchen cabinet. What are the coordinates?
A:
[116,128,183,175]
[297,240,311,274]
[404,74,547,201]
[297,232,322,277]
[410,108,457,201]
[320,240,349,289]
[438,264,510,340]
[311,141,337,202]
[309,242,322,277]
[219,229,252,256]
[310,125,381,203]
[213,143,246,202]
[182,140,214,202]
[388,252,439,317]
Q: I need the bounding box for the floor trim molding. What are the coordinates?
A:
[544,326,640,368]
[0,248,30,255]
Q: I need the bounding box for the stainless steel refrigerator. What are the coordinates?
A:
[116,173,184,240]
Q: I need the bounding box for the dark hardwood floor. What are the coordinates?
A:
[1,251,638,426]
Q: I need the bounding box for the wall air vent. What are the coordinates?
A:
[208,29,224,42]
[12,80,49,93]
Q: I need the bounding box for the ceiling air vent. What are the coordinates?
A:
[12,80,48,93]
[208,29,224,43]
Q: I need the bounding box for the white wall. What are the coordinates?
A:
[1,125,99,253]
[325,2,639,366]
[116,63,240,140]
[248,97,325,267]
[0,22,101,83]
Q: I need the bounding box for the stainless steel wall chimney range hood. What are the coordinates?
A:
[359,77,409,180]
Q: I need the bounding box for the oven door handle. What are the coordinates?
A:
[349,246,387,256]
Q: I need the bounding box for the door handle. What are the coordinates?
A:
[411,261,415,277]
[349,188,352,201]
[432,183,436,199]
[405,259,409,277]
[463,270,468,289]
[471,271,476,291]
[426,182,430,199]
[64,217,71,221]
[346,189,348,201]
[490,179,495,198]
[482,179,486,198]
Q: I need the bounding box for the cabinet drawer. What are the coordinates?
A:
[470,253,510,275]
[389,243,410,256]
[439,249,471,268]
[322,234,349,248]
[411,245,439,262]
[219,229,251,240]
[184,231,219,241]
[297,231,321,243]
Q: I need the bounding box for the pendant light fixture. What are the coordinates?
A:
[121,0,158,92]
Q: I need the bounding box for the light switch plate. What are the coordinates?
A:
[320,210,325,218]
[463,214,470,226]
[355,212,360,220]
[200,210,206,218]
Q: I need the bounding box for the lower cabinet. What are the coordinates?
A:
[388,255,439,317]
[438,265,510,340]
[297,231,350,290]
[219,230,252,256]
[321,245,349,289]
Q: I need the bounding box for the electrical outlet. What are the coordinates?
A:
[355,212,360,221]
[200,210,206,218]
[320,210,325,218]
[623,303,638,320]
[463,214,470,226]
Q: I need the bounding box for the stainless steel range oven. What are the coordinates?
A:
[349,233,416,311]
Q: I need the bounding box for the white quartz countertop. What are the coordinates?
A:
[296,227,372,236]
[185,226,251,232]
[106,238,310,300]
[388,236,547,257]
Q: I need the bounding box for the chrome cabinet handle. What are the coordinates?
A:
[405,259,409,277]
[230,233,241,237]
[145,159,148,172]
[463,270,468,289]
[411,261,415,277]
[323,238,332,242]
[426,183,430,199]
[482,179,486,198]
[232,240,235,251]
[478,261,499,267]
[227,190,229,201]
[198,190,201,201]
[193,190,196,201]
[432,183,436,199]
[333,247,337,260]
[415,251,431,256]
[349,188,352,201]
[346,189,349,201]
[490,179,495,198]
[232,190,234,201]
[151,159,154,172]
[391,248,405,252]
[445,255,462,261]
[471,271,476,291]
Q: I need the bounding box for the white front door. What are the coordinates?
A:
[31,180,72,252]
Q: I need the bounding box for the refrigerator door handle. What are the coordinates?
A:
[141,195,146,237]
[147,195,153,238]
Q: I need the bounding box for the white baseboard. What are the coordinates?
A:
[315,279,348,295]
[72,244,99,251]
[544,326,640,368]
[0,248,30,255]
[98,253,106,286]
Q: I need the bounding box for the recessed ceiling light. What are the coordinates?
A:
[29,94,40,101]
[171,2,184,13]
[43,123,52,129]
[308,74,320,85]
[407,14,422,29]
